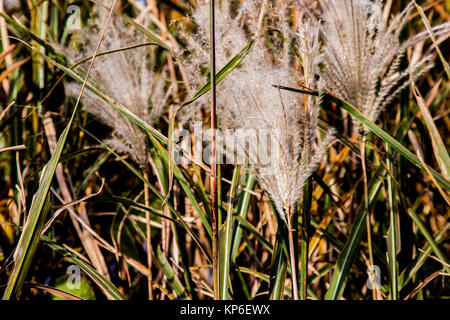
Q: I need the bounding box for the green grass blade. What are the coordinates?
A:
[405,207,450,273]
[154,246,189,300]
[0,12,66,62]
[2,194,50,299]
[269,236,287,300]
[399,225,448,289]
[385,118,400,300]
[274,85,450,191]
[413,86,450,178]
[167,39,257,203]
[2,5,118,299]
[180,40,256,109]
[125,17,174,54]
[233,215,273,254]
[42,237,125,300]
[413,1,450,80]
[300,178,312,300]
[231,174,257,261]
[322,93,450,191]
[219,166,241,300]
[325,178,383,300]
[13,37,168,145]
[82,129,212,262]
[148,135,213,237]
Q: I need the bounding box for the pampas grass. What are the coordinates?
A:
[319,0,450,128]
[64,3,171,167]
[1,0,448,301]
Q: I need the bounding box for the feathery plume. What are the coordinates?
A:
[64,3,170,167]
[181,1,334,222]
[320,0,450,128]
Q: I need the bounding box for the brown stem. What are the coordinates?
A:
[209,0,219,300]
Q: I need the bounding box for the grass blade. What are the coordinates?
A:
[154,246,189,300]
[413,1,450,80]
[325,177,383,300]
[413,86,450,178]
[274,85,450,191]
[219,166,241,299]
[405,207,450,273]
[2,3,118,299]
[385,118,400,300]
[42,237,124,300]
[269,236,287,300]
[2,194,50,299]
[231,174,257,261]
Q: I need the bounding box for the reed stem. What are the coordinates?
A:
[143,171,153,300]
[287,206,299,300]
[300,179,311,300]
[360,135,376,300]
[209,0,219,300]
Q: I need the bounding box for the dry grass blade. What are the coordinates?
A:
[0,144,26,153]
[413,86,450,179]
[413,1,450,80]
[23,283,84,301]
[404,271,448,300]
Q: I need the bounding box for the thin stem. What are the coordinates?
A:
[287,206,299,300]
[300,92,312,300]
[269,235,287,300]
[361,135,376,300]
[384,116,399,300]
[143,171,153,300]
[219,165,241,299]
[209,0,219,300]
[300,178,311,300]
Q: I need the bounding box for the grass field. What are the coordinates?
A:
[0,0,449,300]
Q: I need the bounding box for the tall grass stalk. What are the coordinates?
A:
[300,178,311,300]
[360,136,377,299]
[143,171,154,300]
[209,0,219,300]
[287,205,299,300]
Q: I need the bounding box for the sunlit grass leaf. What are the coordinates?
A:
[219,166,241,299]
[154,246,189,300]
[42,237,124,300]
[413,1,450,80]
[2,194,51,299]
[413,86,450,179]
[274,85,450,192]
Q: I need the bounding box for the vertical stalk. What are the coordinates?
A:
[217,160,222,224]
[287,206,299,300]
[385,139,399,300]
[219,165,241,299]
[360,135,376,300]
[35,0,48,116]
[300,179,311,300]
[299,88,313,300]
[269,235,287,300]
[143,172,154,300]
[209,0,219,300]
[231,174,256,261]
